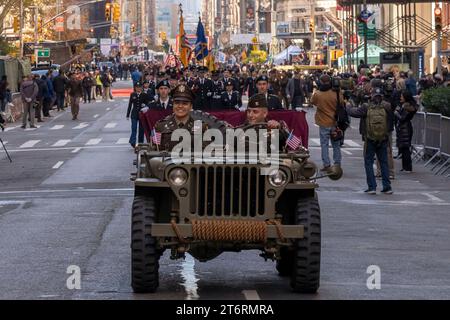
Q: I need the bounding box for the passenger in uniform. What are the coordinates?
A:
[255,75,284,110]
[154,84,208,152]
[126,82,146,148]
[220,80,242,110]
[149,80,173,111]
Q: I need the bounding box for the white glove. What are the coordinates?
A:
[239,106,246,112]
[141,107,149,113]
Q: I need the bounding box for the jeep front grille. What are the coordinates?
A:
[189,166,266,217]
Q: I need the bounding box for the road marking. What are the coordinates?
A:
[19,140,40,148]
[4,126,19,132]
[93,114,99,118]
[52,139,71,147]
[0,200,27,205]
[116,138,129,144]
[72,147,81,153]
[180,254,199,300]
[310,138,321,146]
[2,141,7,144]
[242,290,261,300]
[106,107,111,111]
[345,140,362,147]
[52,161,64,169]
[0,188,133,195]
[105,122,117,129]
[73,122,89,129]
[85,138,102,145]
[343,199,450,206]
[341,149,352,155]
[422,193,444,203]
[50,125,64,130]
[25,126,40,131]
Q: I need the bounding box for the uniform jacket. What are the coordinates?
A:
[265,94,284,110]
[245,77,258,98]
[193,78,213,110]
[126,92,147,119]
[211,80,225,110]
[220,91,242,110]
[149,97,173,111]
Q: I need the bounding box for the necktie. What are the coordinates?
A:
[162,102,165,109]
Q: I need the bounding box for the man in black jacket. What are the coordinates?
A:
[244,70,258,98]
[52,73,67,111]
[126,82,146,147]
[221,80,242,110]
[210,71,224,110]
[193,66,213,110]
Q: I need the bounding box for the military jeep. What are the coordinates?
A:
[130,112,342,293]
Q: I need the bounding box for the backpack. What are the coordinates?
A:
[335,91,350,131]
[366,103,388,142]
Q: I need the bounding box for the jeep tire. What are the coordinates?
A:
[131,196,159,293]
[290,196,321,293]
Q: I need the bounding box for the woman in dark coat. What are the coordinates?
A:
[395,90,418,172]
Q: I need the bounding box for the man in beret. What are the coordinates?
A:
[126,82,146,148]
[149,80,173,111]
[154,84,208,151]
[193,66,213,110]
[220,80,242,110]
[254,75,283,110]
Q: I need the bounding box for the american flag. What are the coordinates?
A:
[286,131,302,150]
[151,128,161,145]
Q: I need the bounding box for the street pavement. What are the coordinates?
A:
[0,80,449,300]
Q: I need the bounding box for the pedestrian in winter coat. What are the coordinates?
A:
[67,73,83,120]
[395,90,418,173]
[20,75,39,128]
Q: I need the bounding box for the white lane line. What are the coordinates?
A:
[310,138,321,146]
[345,140,362,147]
[19,140,41,148]
[52,161,64,169]
[93,114,99,118]
[50,125,64,130]
[73,122,89,129]
[106,107,111,111]
[71,147,81,153]
[343,199,450,206]
[4,126,19,132]
[2,141,7,144]
[116,138,129,144]
[0,188,133,195]
[25,126,40,131]
[341,149,352,155]
[85,138,102,145]
[242,290,261,300]
[104,122,117,129]
[180,254,199,300]
[52,139,71,147]
[422,193,444,203]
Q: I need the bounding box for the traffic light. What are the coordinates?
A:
[435,6,442,32]
[13,17,20,33]
[105,3,111,21]
[131,23,136,33]
[309,20,315,32]
[113,3,120,23]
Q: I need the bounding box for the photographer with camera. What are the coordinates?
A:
[311,74,345,173]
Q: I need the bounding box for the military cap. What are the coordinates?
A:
[172,84,195,102]
[225,80,234,87]
[198,66,208,72]
[248,93,269,109]
[256,75,269,83]
[371,87,383,97]
[156,79,170,89]
[157,71,166,77]
[134,81,142,87]
[211,70,220,76]
[143,80,150,85]
[170,73,178,80]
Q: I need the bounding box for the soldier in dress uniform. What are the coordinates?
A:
[193,66,213,110]
[154,84,208,152]
[142,80,155,104]
[126,82,146,148]
[210,70,225,110]
[255,75,284,110]
[149,79,173,111]
[244,70,258,98]
[220,80,242,110]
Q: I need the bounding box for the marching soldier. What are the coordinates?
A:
[221,80,242,110]
[149,80,173,111]
[244,70,258,98]
[193,66,213,110]
[255,75,284,110]
[154,84,208,152]
[211,70,225,110]
[126,82,146,148]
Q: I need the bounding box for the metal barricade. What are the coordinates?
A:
[424,113,441,167]
[411,112,426,161]
[434,116,450,175]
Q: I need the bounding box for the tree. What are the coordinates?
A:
[0,0,20,36]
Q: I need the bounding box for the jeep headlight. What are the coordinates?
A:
[168,168,188,186]
[268,169,288,187]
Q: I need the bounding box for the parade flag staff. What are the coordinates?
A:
[178,4,192,68]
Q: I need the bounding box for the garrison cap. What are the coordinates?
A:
[172,84,195,103]
[247,93,269,109]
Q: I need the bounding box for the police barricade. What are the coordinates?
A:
[411,112,425,161]
[434,116,450,176]
[424,113,441,167]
